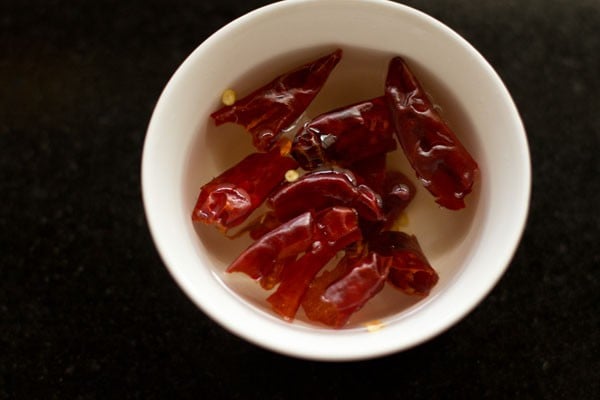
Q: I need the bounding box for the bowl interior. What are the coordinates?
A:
[191,45,483,326]
[143,0,529,360]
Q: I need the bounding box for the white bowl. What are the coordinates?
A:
[142,0,530,361]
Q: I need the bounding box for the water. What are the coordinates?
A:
[195,46,481,328]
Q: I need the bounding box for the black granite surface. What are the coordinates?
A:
[1,0,599,398]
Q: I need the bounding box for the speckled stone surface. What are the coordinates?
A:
[1,1,598,398]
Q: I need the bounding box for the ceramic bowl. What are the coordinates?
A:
[142,0,530,361]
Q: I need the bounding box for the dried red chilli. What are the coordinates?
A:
[348,154,415,218]
[348,153,388,195]
[210,49,342,152]
[191,148,297,230]
[385,56,479,210]
[266,206,362,320]
[291,96,397,169]
[380,170,416,228]
[267,169,384,222]
[369,231,439,296]
[302,251,391,328]
[227,211,314,290]
[301,231,437,327]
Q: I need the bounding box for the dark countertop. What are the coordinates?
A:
[1,0,598,398]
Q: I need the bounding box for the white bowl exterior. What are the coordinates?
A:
[142,0,530,360]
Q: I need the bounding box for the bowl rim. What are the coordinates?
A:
[142,0,531,361]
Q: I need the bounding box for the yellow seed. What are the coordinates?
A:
[364,320,385,332]
[285,169,299,182]
[221,89,236,106]
[278,138,292,156]
[390,212,409,230]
